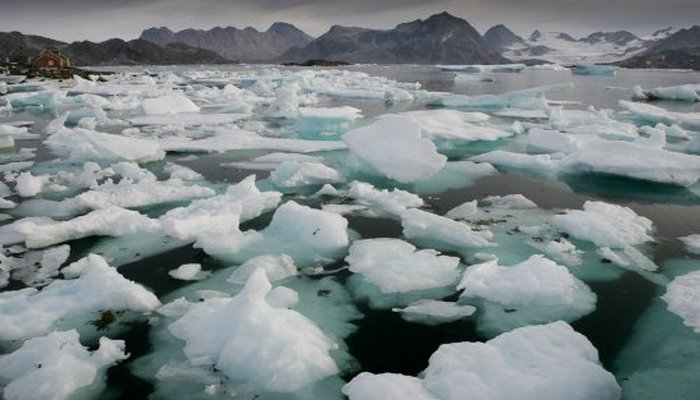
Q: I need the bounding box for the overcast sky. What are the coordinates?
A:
[2,0,698,42]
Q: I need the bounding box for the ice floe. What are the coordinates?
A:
[0,254,160,341]
[662,270,700,333]
[0,330,127,400]
[168,269,338,393]
[343,116,447,183]
[343,321,621,400]
[679,234,700,254]
[401,208,494,255]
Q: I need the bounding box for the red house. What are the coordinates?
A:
[32,50,71,69]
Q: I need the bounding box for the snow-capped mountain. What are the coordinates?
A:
[485,24,680,65]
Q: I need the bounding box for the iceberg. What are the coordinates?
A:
[572,65,618,76]
[662,270,700,332]
[620,100,700,131]
[343,321,621,400]
[346,238,461,294]
[632,84,700,102]
[5,206,159,249]
[168,269,338,393]
[0,330,127,400]
[270,161,344,188]
[0,254,160,341]
[679,234,700,254]
[401,208,494,254]
[551,201,653,248]
[439,64,526,73]
[434,83,572,110]
[392,300,476,325]
[380,110,510,142]
[342,116,447,183]
[458,255,596,335]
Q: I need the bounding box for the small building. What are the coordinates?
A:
[32,49,71,69]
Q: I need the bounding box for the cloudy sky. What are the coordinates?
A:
[2,0,698,42]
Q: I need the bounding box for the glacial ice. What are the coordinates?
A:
[458,255,596,335]
[227,254,298,284]
[572,65,618,76]
[345,181,424,217]
[620,100,700,131]
[168,269,338,393]
[438,64,526,73]
[140,93,200,115]
[169,263,210,281]
[551,201,653,248]
[3,207,159,249]
[0,254,160,341]
[381,110,510,142]
[454,74,495,83]
[679,234,700,254]
[270,161,344,188]
[392,300,476,325]
[343,321,621,400]
[632,83,700,102]
[401,208,494,255]
[346,238,461,293]
[662,270,700,332]
[342,116,447,183]
[434,83,573,110]
[0,330,127,400]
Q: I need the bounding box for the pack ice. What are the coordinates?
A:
[343,321,621,400]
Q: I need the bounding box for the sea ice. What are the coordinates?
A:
[0,330,127,400]
[632,84,700,102]
[169,263,210,281]
[227,254,298,284]
[551,201,653,248]
[168,269,338,393]
[392,300,476,325]
[400,208,494,255]
[343,321,621,400]
[381,110,510,142]
[0,254,160,341]
[270,161,344,188]
[679,234,700,254]
[662,270,700,332]
[140,93,200,115]
[5,206,159,249]
[345,181,424,217]
[572,65,617,76]
[346,238,461,294]
[342,116,447,183]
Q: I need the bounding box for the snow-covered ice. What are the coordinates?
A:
[662,270,700,333]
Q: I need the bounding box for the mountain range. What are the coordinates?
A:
[140,23,313,62]
[1,12,699,69]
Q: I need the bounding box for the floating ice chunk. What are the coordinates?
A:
[662,270,700,333]
[127,113,244,127]
[343,372,437,400]
[342,116,447,183]
[551,201,653,248]
[140,93,199,115]
[169,263,210,281]
[1,245,70,288]
[168,269,338,393]
[299,106,363,120]
[347,181,424,217]
[454,74,495,83]
[381,110,510,142]
[160,175,281,242]
[227,254,298,284]
[439,64,526,73]
[401,208,494,254]
[343,321,620,400]
[265,85,300,119]
[689,135,700,154]
[482,194,538,209]
[346,238,460,294]
[543,239,583,266]
[159,126,347,154]
[651,123,692,140]
[620,100,700,131]
[46,118,165,163]
[208,201,349,266]
[572,64,617,76]
[14,172,44,197]
[7,206,159,249]
[679,234,700,254]
[460,255,579,306]
[270,161,344,188]
[73,179,215,210]
[223,152,325,171]
[632,84,700,102]
[471,150,558,172]
[435,83,572,110]
[0,254,160,340]
[458,256,596,335]
[527,63,569,71]
[445,200,478,220]
[0,330,128,400]
[392,300,476,325]
[164,162,203,180]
